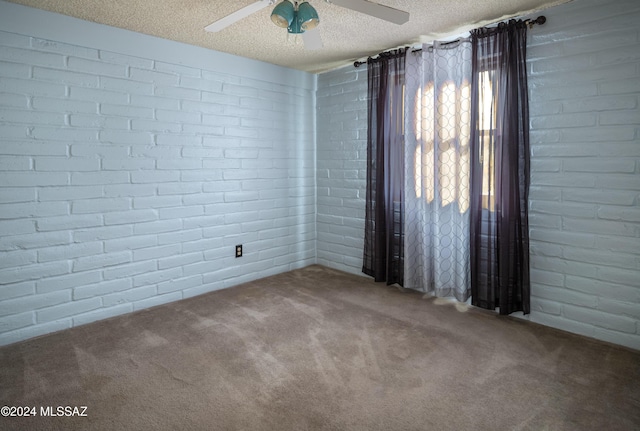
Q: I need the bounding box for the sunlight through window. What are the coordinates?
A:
[413,79,471,213]
[479,70,496,211]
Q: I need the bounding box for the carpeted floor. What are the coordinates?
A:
[1,265,639,430]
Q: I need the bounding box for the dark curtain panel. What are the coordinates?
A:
[469,21,531,314]
[362,49,406,285]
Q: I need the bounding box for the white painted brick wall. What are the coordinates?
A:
[316,0,640,350]
[0,11,316,345]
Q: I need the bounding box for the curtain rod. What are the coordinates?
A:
[353,15,546,68]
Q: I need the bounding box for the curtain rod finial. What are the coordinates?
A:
[527,15,546,28]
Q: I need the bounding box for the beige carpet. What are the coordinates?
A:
[1,265,639,430]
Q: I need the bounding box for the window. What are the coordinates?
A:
[412,79,471,213]
[478,70,496,211]
[412,70,496,212]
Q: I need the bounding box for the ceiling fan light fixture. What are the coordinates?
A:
[288,13,303,34]
[297,2,319,31]
[271,0,295,28]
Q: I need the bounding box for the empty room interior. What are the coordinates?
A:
[0,0,639,429]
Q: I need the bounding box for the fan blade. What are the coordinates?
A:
[331,0,409,25]
[205,0,271,32]
[302,29,323,50]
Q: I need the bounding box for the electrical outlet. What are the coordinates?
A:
[235,244,242,258]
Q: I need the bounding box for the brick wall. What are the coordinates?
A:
[526,0,640,349]
[316,0,640,350]
[316,67,368,275]
[0,4,316,345]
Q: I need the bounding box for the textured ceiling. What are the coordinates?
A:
[5,0,569,73]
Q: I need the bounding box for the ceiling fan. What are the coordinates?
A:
[204,0,410,50]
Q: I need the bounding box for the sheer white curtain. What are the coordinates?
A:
[403,41,472,302]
